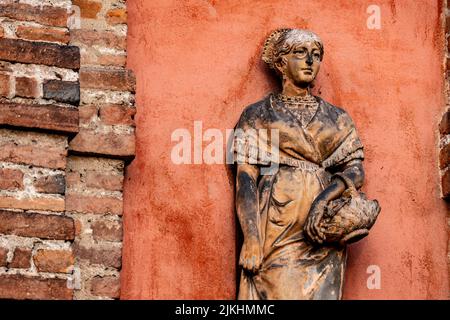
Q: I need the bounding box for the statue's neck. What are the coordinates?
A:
[281,79,310,97]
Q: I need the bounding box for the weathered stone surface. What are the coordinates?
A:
[0,102,79,133]
[33,174,65,194]
[43,80,80,105]
[0,3,70,27]
[80,68,136,92]
[81,49,126,67]
[0,168,24,191]
[0,195,64,212]
[0,38,80,69]
[72,0,102,19]
[9,247,32,269]
[33,249,74,273]
[106,8,127,25]
[0,275,73,300]
[91,276,120,298]
[440,143,450,169]
[69,129,135,159]
[16,25,70,44]
[73,244,122,269]
[440,110,450,135]
[65,194,123,215]
[85,172,124,191]
[15,77,38,98]
[70,30,126,51]
[0,129,68,169]
[100,104,136,126]
[92,220,123,242]
[0,210,75,240]
[0,73,10,97]
[442,169,450,198]
[0,247,8,267]
[78,105,98,124]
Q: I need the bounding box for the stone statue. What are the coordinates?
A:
[234,29,380,300]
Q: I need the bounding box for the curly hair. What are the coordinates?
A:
[262,29,324,72]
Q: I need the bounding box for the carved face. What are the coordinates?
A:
[276,41,322,87]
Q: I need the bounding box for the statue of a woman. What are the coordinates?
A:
[235,29,373,300]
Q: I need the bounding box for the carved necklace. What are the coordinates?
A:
[274,93,319,128]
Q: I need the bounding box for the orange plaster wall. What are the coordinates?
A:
[122,0,449,299]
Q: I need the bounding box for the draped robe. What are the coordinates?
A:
[235,94,364,300]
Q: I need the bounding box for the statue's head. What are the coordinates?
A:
[262,29,324,88]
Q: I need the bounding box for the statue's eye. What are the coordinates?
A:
[313,53,321,60]
[294,49,307,57]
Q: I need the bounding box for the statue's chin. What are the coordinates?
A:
[291,80,314,89]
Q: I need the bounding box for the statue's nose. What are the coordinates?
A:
[306,54,313,65]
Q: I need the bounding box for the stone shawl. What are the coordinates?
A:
[234,93,364,300]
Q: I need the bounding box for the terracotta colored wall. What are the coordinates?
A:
[122,0,449,299]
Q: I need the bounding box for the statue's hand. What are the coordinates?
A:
[304,199,327,244]
[239,236,263,274]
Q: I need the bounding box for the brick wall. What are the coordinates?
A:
[0,0,134,300]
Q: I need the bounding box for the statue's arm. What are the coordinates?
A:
[236,163,262,273]
[322,159,365,202]
[304,159,365,244]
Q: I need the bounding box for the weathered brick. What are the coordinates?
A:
[9,247,31,269]
[0,275,72,300]
[78,104,98,124]
[33,174,65,194]
[74,218,82,237]
[0,247,8,267]
[15,77,39,98]
[16,25,70,44]
[92,220,123,242]
[0,73,10,97]
[72,0,102,19]
[91,276,120,298]
[440,143,450,169]
[0,129,68,169]
[0,168,24,191]
[85,172,123,191]
[71,29,126,51]
[0,2,69,27]
[0,195,64,212]
[73,244,121,268]
[443,169,450,198]
[106,8,127,25]
[0,62,12,72]
[43,80,80,105]
[81,49,126,67]
[69,130,135,159]
[66,156,124,190]
[65,194,122,215]
[100,104,136,126]
[80,68,136,92]
[0,102,79,134]
[440,111,450,135]
[0,38,80,69]
[0,3,69,27]
[33,249,74,273]
[66,171,82,187]
[0,210,75,240]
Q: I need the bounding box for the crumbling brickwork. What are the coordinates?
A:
[0,0,134,300]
